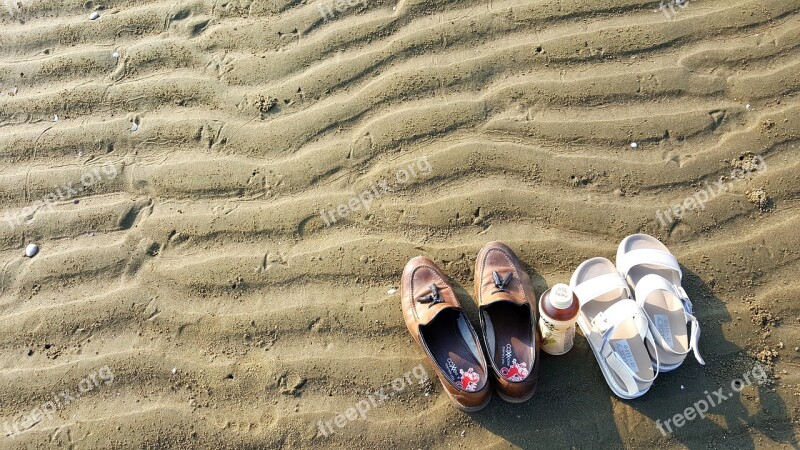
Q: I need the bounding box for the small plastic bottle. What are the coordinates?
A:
[538,283,580,355]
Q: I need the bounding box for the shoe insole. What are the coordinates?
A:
[621,236,689,366]
[574,259,655,393]
[641,291,689,367]
[482,302,533,382]
[420,309,487,392]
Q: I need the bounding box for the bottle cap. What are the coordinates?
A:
[549,283,574,309]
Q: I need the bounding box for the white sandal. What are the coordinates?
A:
[616,234,704,371]
[570,257,660,399]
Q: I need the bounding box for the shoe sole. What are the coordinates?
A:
[495,382,538,403]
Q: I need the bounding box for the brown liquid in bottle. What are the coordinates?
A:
[538,283,581,355]
[539,284,579,322]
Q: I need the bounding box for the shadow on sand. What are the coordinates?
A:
[450,265,797,449]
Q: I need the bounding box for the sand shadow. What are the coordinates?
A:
[448,263,796,449]
[449,264,625,450]
[627,267,797,449]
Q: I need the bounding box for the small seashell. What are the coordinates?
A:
[78,150,84,157]
[171,367,177,375]
[630,142,638,149]
[25,243,39,257]
[746,104,752,111]
[387,288,398,295]
[89,11,100,20]
[130,122,139,132]
[112,52,120,58]
[53,114,58,122]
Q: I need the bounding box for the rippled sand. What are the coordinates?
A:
[1,0,799,448]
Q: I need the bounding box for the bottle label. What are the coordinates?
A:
[538,315,576,355]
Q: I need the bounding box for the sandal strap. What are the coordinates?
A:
[617,248,682,279]
[573,273,630,306]
[605,352,641,396]
[591,299,644,335]
[633,274,681,306]
[634,274,704,365]
[677,286,704,364]
[598,311,661,396]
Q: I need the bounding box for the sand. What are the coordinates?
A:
[0,0,799,448]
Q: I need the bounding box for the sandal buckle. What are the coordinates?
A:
[676,286,693,315]
[592,311,612,333]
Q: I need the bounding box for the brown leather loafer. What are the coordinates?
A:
[401,256,492,411]
[474,242,540,403]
